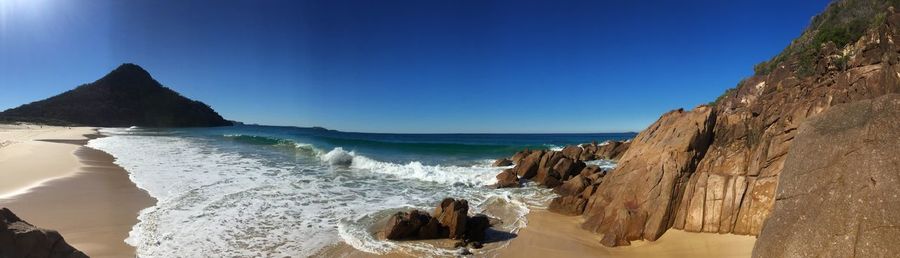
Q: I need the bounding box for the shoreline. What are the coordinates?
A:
[0,125,156,257]
[321,208,757,257]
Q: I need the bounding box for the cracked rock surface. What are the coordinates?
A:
[753,94,900,257]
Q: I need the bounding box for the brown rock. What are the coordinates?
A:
[548,196,588,216]
[754,94,900,257]
[579,165,603,178]
[595,140,631,160]
[580,143,599,160]
[560,145,583,160]
[554,175,589,197]
[670,8,900,237]
[0,208,87,258]
[492,158,513,167]
[434,198,469,239]
[384,210,431,240]
[582,106,716,246]
[581,184,600,199]
[417,217,449,239]
[515,151,542,179]
[532,167,562,188]
[552,158,586,181]
[510,150,531,164]
[537,151,564,180]
[464,214,491,242]
[494,169,519,188]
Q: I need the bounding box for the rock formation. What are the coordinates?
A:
[494,3,900,248]
[495,169,519,188]
[0,63,232,127]
[564,3,900,247]
[383,198,492,243]
[668,4,900,237]
[495,141,626,190]
[0,208,88,258]
[753,94,900,257]
[582,106,716,246]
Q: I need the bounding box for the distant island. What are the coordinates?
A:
[0,63,231,127]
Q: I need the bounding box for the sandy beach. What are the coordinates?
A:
[0,124,155,258]
[495,210,756,257]
[321,209,756,257]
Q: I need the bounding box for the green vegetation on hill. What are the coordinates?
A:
[754,0,899,76]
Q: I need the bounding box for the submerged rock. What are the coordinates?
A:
[0,208,88,258]
[383,198,493,243]
[384,210,432,240]
[491,158,513,167]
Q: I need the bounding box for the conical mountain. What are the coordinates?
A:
[0,63,231,127]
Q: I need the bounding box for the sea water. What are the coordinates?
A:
[86,125,634,257]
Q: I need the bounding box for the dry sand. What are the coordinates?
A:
[0,124,155,258]
[495,210,756,258]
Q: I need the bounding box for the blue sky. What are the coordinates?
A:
[1,0,830,133]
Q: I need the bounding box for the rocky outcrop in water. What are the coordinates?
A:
[491,158,513,167]
[0,208,88,258]
[494,141,627,189]
[383,198,492,243]
[495,169,519,188]
[753,94,900,257]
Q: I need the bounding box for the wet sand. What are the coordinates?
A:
[0,125,155,257]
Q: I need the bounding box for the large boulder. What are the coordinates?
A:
[559,145,583,160]
[384,210,433,240]
[434,198,469,239]
[552,158,585,181]
[582,106,716,246]
[515,151,542,179]
[464,214,491,242]
[553,175,589,197]
[0,208,88,258]
[753,94,900,257]
[594,141,631,160]
[383,198,494,242]
[509,150,531,165]
[548,196,588,216]
[495,169,520,188]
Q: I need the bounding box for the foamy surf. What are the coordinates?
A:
[87,127,629,257]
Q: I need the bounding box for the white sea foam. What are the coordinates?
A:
[87,133,542,256]
[321,147,354,166]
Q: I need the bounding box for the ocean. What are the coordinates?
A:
[86,125,635,257]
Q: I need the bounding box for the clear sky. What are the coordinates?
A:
[1,0,831,133]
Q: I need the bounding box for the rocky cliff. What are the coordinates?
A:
[0,63,232,127]
[577,3,900,246]
[753,94,900,257]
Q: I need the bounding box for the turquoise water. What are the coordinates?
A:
[87,125,634,257]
